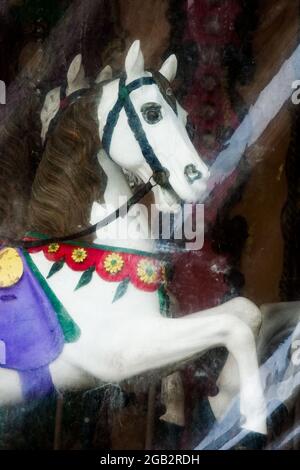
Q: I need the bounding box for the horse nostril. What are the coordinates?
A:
[184,164,202,184]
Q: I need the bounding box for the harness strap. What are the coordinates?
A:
[102,75,156,156]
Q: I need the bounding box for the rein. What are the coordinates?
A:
[2,72,177,250]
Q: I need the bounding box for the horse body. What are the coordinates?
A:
[28,149,266,435]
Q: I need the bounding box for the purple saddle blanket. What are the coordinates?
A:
[0,250,65,398]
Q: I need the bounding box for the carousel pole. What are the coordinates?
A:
[54,393,64,450]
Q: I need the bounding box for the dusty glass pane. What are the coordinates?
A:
[0,0,300,453]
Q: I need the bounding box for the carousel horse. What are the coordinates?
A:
[0,41,267,444]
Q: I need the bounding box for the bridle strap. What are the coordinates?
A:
[102,73,177,182]
[122,79,165,175]
[102,75,157,157]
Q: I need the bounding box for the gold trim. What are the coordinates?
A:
[0,248,24,288]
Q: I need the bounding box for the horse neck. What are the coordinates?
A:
[89,150,156,253]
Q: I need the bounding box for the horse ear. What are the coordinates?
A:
[125,40,144,81]
[95,65,113,84]
[42,87,61,114]
[159,54,178,83]
[40,87,61,141]
[67,54,85,87]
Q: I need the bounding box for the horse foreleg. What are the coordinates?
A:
[179,297,263,422]
[112,306,266,435]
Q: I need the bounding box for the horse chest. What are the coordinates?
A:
[30,251,161,322]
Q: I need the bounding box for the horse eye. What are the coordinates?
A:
[141,103,162,124]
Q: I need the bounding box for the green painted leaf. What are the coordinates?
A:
[47,259,65,279]
[23,250,80,343]
[158,285,170,317]
[112,277,130,303]
[75,266,95,291]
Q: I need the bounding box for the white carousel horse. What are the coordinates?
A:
[0,41,267,438]
[40,53,112,143]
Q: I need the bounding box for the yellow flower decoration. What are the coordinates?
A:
[137,259,159,284]
[104,253,124,274]
[71,248,88,263]
[48,243,60,253]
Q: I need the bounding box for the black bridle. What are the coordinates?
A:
[3,72,177,249]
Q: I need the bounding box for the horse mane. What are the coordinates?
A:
[0,95,42,239]
[29,84,107,238]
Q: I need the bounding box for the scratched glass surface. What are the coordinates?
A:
[0,0,300,451]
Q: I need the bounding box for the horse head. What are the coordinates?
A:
[98,40,210,213]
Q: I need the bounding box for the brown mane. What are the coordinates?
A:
[0,95,42,239]
[29,85,107,238]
